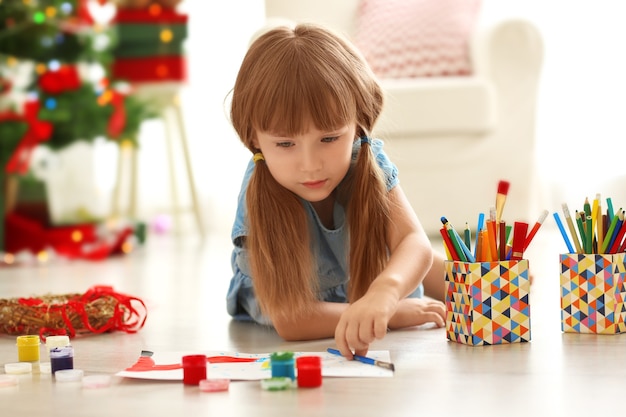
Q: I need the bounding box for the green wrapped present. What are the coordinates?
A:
[114,42,185,58]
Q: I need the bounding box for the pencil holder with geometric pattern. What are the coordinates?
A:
[445,259,531,346]
[559,253,626,334]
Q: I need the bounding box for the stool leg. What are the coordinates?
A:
[172,99,205,237]
[129,144,139,219]
[111,144,125,218]
[163,106,181,234]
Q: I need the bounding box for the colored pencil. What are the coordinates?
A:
[440,227,460,261]
[524,209,549,251]
[499,221,507,261]
[474,212,485,259]
[562,204,582,254]
[609,211,625,254]
[601,208,621,253]
[554,212,574,253]
[327,348,395,372]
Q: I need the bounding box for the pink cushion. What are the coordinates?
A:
[354,0,481,78]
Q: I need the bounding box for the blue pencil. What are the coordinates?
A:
[553,212,574,253]
[474,212,485,259]
[451,227,476,262]
[327,348,395,371]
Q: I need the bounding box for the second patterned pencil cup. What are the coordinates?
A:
[445,259,531,346]
[559,253,626,334]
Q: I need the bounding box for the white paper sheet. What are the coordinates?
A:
[116,350,394,380]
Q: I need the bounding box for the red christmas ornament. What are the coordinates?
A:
[38,65,81,95]
[106,90,127,138]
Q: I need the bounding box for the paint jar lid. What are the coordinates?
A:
[55,369,84,382]
[199,378,230,392]
[46,335,70,349]
[16,335,40,347]
[270,351,294,362]
[82,375,112,389]
[182,354,207,367]
[0,375,19,388]
[39,362,52,374]
[260,377,293,391]
[4,362,32,374]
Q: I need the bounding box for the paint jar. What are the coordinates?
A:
[50,346,74,374]
[16,335,41,362]
[270,351,295,380]
[182,355,207,385]
[296,356,322,388]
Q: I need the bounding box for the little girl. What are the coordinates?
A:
[226,23,446,359]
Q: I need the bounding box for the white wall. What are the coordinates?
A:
[131,0,265,234]
[131,0,626,234]
[480,0,626,207]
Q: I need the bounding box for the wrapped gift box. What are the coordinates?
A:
[112,6,188,82]
[113,7,188,24]
[112,56,186,82]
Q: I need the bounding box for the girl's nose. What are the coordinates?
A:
[300,148,322,172]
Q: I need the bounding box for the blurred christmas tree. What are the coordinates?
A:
[0,0,154,152]
[0,0,157,254]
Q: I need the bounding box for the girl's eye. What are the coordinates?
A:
[321,136,339,143]
[276,142,293,148]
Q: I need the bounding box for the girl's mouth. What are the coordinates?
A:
[302,180,326,189]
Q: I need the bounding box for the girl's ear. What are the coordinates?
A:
[251,132,260,150]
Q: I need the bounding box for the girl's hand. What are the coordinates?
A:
[388,298,445,330]
[333,289,398,359]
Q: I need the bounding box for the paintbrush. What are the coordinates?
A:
[327,348,395,372]
[495,180,510,224]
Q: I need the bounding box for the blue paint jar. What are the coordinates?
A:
[270,351,295,380]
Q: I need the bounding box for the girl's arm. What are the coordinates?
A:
[272,295,445,342]
[271,186,444,347]
[333,185,441,358]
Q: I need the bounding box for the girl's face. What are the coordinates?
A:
[254,123,356,202]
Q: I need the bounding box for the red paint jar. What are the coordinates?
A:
[182,355,207,385]
[296,356,322,388]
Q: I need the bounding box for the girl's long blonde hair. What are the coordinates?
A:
[230,24,390,321]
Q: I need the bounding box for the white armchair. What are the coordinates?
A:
[262,0,544,236]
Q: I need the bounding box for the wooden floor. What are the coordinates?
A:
[1,223,625,417]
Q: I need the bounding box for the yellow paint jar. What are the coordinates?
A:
[16,335,41,362]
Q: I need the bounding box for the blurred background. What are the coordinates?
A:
[171,0,626,235]
[2,0,625,261]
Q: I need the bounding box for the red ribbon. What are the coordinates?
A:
[3,99,52,174]
[17,285,147,340]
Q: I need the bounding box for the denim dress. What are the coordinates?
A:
[226,138,424,325]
